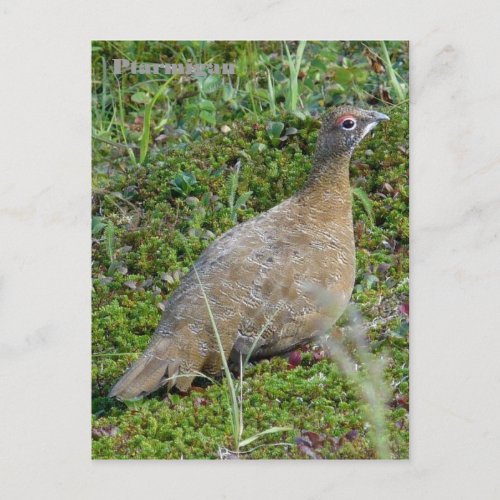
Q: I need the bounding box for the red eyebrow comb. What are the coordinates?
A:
[335,114,356,125]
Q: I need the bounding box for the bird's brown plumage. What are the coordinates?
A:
[109,105,389,400]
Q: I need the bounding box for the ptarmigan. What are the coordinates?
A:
[109,105,389,400]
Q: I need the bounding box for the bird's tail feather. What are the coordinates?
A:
[108,352,174,401]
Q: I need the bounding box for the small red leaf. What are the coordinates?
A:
[312,349,325,363]
[344,429,359,441]
[194,397,208,407]
[288,350,302,368]
[302,431,325,449]
[399,303,409,316]
[391,393,409,410]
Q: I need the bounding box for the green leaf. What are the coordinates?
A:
[202,75,221,94]
[394,321,409,338]
[222,84,233,102]
[292,110,307,121]
[250,142,267,154]
[234,191,252,209]
[365,274,379,290]
[92,216,106,236]
[253,88,271,100]
[310,58,327,72]
[200,110,216,125]
[131,92,150,104]
[170,171,198,196]
[198,99,216,112]
[335,68,353,85]
[266,121,285,139]
[352,68,369,84]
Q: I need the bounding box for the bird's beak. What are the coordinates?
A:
[360,110,390,139]
[369,110,390,122]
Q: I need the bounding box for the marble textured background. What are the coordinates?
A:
[1,0,499,498]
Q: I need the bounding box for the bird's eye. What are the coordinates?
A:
[341,119,356,130]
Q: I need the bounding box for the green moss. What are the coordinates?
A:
[92,104,409,460]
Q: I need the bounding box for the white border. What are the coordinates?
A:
[1,1,500,498]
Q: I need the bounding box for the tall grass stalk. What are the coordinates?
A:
[325,305,391,458]
[227,161,252,224]
[184,242,291,453]
[266,69,277,116]
[91,57,108,133]
[190,262,241,448]
[379,41,406,104]
[113,77,138,167]
[100,57,108,126]
[352,186,375,226]
[139,76,175,163]
[103,221,116,263]
[284,41,307,112]
[227,162,239,222]
[92,58,117,138]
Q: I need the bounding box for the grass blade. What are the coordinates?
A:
[104,222,116,263]
[266,69,276,116]
[379,41,406,103]
[352,187,374,226]
[187,250,241,448]
[139,76,175,164]
[284,41,307,112]
[113,77,138,166]
[242,308,280,372]
[239,426,293,448]
[227,161,242,223]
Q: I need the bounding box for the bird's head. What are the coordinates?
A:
[315,105,389,161]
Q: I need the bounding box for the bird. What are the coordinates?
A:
[109,105,389,400]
